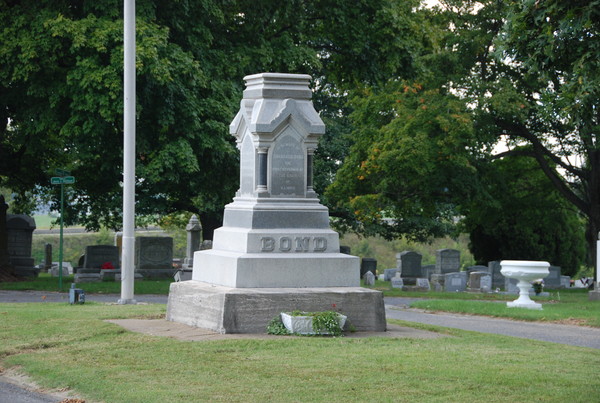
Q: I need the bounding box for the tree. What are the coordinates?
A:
[327,0,597,274]
[326,80,482,241]
[0,0,424,240]
[463,0,600,267]
[462,152,586,276]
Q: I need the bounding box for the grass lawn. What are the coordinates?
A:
[1,302,599,402]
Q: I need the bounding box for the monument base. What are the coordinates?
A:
[589,289,600,301]
[166,280,386,334]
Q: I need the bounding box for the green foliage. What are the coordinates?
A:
[265,316,291,336]
[461,154,586,276]
[327,81,480,241]
[310,310,344,337]
[0,0,429,240]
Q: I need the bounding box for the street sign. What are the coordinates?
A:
[55,168,71,176]
[51,176,75,185]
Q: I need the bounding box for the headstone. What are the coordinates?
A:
[505,277,520,294]
[444,272,467,292]
[0,195,9,267]
[363,271,375,286]
[466,265,490,276]
[544,266,561,289]
[416,278,431,291]
[430,273,445,291]
[75,273,102,283]
[51,262,73,275]
[391,274,404,289]
[396,251,422,277]
[6,214,38,277]
[468,271,492,293]
[183,215,202,270]
[384,268,399,281]
[43,243,53,273]
[480,273,492,292]
[50,265,70,277]
[82,245,120,272]
[560,275,571,288]
[167,73,385,333]
[436,249,460,274]
[135,237,175,279]
[361,258,377,277]
[489,261,504,289]
[421,265,436,280]
[340,245,351,255]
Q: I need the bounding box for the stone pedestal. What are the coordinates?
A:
[167,73,385,333]
[167,281,385,334]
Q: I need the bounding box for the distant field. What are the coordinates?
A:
[32,214,59,229]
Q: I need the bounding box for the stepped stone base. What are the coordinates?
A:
[166,280,386,334]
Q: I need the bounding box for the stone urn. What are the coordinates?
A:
[500,260,550,310]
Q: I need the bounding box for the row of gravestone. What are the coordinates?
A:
[74,237,176,283]
[362,249,571,292]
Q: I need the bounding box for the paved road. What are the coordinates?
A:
[0,378,63,403]
[385,301,600,350]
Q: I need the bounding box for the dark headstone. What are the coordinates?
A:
[43,243,53,273]
[83,245,120,271]
[0,195,9,267]
[436,249,460,274]
[488,261,504,289]
[396,251,422,277]
[136,237,175,279]
[6,214,38,277]
[544,266,562,289]
[360,258,377,277]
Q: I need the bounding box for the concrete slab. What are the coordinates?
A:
[106,319,445,342]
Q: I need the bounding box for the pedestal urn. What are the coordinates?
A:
[500,260,550,310]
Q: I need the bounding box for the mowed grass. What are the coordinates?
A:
[1,303,599,402]
[0,273,172,294]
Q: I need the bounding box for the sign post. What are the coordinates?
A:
[51,170,75,291]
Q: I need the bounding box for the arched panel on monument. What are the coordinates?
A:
[269,122,306,198]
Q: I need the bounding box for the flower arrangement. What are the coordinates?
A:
[531,279,544,295]
[101,262,115,270]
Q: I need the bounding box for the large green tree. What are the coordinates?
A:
[327,0,594,271]
[462,152,586,276]
[0,0,422,239]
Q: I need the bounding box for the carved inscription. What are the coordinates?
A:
[261,236,327,252]
[271,132,304,196]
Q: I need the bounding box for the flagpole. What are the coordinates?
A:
[119,0,136,304]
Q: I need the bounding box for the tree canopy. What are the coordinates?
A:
[0,0,424,238]
[327,0,595,269]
